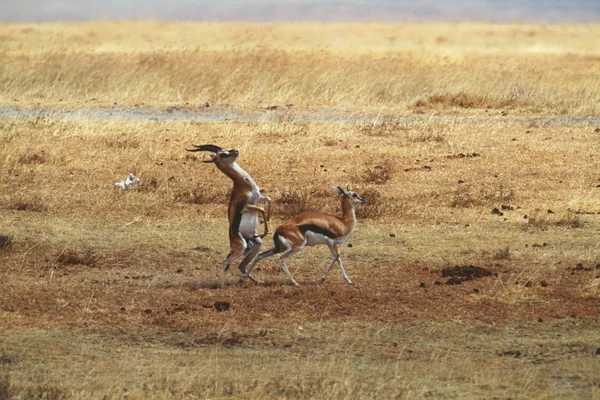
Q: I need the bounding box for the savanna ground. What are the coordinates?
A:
[0,21,600,399]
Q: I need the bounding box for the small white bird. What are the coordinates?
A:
[114,173,140,190]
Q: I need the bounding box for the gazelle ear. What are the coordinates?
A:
[332,186,345,195]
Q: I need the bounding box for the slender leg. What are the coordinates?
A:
[319,243,352,284]
[239,247,277,283]
[236,237,262,283]
[336,257,352,284]
[220,251,244,284]
[221,235,246,284]
[318,242,339,284]
[278,247,303,286]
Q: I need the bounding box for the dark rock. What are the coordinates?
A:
[491,208,504,216]
[446,277,462,285]
[214,301,230,312]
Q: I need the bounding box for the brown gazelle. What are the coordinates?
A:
[186,144,271,284]
[240,186,367,286]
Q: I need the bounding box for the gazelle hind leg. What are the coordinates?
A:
[239,247,278,283]
[221,235,246,284]
[236,237,262,283]
[278,244,303,286]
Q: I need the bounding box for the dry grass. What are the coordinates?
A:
[0,21,599,399]
[0,22,599,114]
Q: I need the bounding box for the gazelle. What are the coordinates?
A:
[240,186,367,286]
[186,144,271,284]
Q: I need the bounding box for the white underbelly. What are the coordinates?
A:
[305,231,332,246]
[239,212,258,238]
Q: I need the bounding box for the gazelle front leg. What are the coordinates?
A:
[259,195,272,222]
[318,243,352,285]
[243,204,270,238]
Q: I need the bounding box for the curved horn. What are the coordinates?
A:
[186,144,223,153]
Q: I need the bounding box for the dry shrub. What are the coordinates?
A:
[273,189,329,220]
[492,247,511,261]
[0,373,9,400]
[526,211,584,230]
[18,151,47,164]
[450,183,515,208]
[174,184,226,205]
[355,188,389,220]
[355,121,408,137]
[0,234,14,250]
[406,128,446,143]
[449,184,480,208]
[578,278,600,298]
[56,249,98,267]
[413,91,487,109]
[17,385,67,400]
[360,159,394,185]
[137,177,160,192]
[13,197,46,212]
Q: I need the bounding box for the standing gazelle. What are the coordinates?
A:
[186,144,271,284]
[240,186,367,286]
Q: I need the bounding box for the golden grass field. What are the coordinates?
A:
[1,21,600,399]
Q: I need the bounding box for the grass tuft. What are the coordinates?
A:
[526,211,585,230]
[56,249,98,267]
[360,159,395,185]
[0,234,14,250]
[355,187,390,219]
[13,197,47,212]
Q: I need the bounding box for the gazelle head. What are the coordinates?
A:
[186,144,240,167]
[332,186,367,207]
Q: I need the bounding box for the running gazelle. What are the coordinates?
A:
[240,186,367,285]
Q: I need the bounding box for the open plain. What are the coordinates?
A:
[0,22,600,399]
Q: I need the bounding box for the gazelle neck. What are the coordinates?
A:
[218,162,258,189]
[340,198,357,225]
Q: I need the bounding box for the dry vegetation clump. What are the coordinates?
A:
[173,184,227,205]
[55,248,99,267]
[412,91,488,110]
[525,211,585,230]
[354,187,391,219]
[359,159,395,185]
[17,150,47,165]
[355,121,408,137]
[273,188,331,220]
[0,234,14,250]
[12,197,47,212]
[450,182,515,208]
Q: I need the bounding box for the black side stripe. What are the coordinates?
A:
[298,224,336,239]
[273,232,283,253]
[230,202,245,235]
